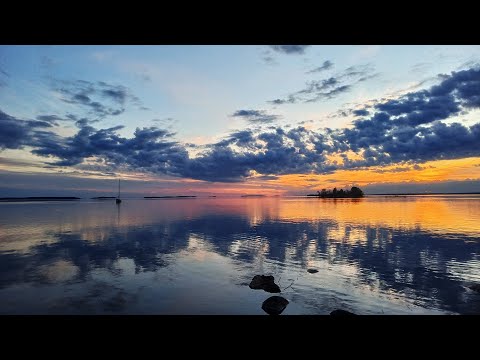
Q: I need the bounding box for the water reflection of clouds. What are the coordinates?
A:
[0,197,479,314]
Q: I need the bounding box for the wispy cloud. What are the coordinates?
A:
[231,109,281,124]
[0,65,8,87]
[52,79,145,119]
[268,45,311,55]
[269,64,378,104]
[306,60,334,74]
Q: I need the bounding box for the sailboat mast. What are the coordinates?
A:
[118,179,121,198]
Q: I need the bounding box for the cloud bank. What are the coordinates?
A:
[2,67,480,183]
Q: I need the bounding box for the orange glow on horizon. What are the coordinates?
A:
[1,153,480,196]
[268,157,480,192]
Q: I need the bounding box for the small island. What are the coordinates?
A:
[91,196,116,200]
[307,186,364,198]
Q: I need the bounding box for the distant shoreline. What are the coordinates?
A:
[367,192,480,196]
[144,196,197,199]
[0,197,80,202]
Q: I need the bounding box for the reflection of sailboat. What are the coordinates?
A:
[116,179,122,204]
[116,197,121,226]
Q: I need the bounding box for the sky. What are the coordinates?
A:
[1,45,480,197]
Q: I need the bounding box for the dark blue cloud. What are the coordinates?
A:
[306,60,334,74]
[232,109,280,124]
[30,120,189,177]
[352,109,369,117]
[333,68,480,170]
[0,109,58,150]
[178,126,333,182]
[269,45,311,55]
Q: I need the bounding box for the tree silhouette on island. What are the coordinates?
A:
[307,186,364,198]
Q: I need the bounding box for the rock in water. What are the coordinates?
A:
[330,309,356,316]
[249,275,281,293]
[263,282,281,293]
[307,269,318,274]
[249,275,274,289]
[469,284,480,293]
[262,296,289,315]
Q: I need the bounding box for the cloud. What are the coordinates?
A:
[298,120,314,125]
[31,121,186,173]
[40,56,56,69]
[0,109,59,150]
[231,109,281,124]
[334,67,480,168]
[262,56,277,65]
[53,80,144,119]
[306,60,334,74]
[3,67,480,184]
[352,109,370,117]
[268,96,297,105]
[255,175,279,181]
[36,115,64,123]
[179,126,334,182]
[0,157,40,167]
[268,45,311,55]
[35,114,69,126]
[270,64,377,104]
[0,66,8,87]
[372,165,427,174]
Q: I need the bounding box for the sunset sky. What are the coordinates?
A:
[1,45,480,197]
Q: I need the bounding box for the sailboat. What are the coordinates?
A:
[116,179,122,204]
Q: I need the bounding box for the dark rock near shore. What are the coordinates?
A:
[263,283,281,293]
[262,296,289,315]
[330,309,356,316]
[249,275,273,289]
[249,275,281,293]
[469,284,480,292]
[307,269,318,274]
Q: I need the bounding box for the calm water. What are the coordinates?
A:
[1,196,479,315]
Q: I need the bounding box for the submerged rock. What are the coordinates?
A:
[249,275,281,293]
[262,296,289,315]
[307,269,318,274]
[330,309,356,316]
[469,284,480,293]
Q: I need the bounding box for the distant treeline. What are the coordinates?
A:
[307,187,364,198]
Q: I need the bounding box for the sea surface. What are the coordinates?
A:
[1,195,479,315]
